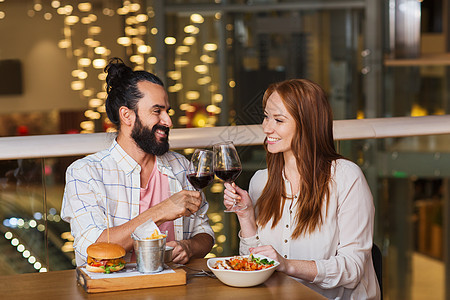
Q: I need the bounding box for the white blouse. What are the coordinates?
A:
[240,159,380,300]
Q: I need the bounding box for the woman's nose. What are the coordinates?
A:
[262,119,273,133]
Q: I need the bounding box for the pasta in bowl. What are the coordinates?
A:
[207,254,279,287]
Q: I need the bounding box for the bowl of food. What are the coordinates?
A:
[207,254,279,287]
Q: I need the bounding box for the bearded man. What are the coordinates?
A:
[62,58,214,267]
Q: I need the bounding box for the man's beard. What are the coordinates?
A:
[131,114,170,156]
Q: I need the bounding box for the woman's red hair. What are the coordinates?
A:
[255,79,343,238]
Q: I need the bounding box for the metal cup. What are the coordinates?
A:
[132,235,166,273]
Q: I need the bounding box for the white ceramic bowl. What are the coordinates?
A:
[207,254,279,287]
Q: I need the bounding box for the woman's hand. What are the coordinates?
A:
[224,182,257,237]
[250,245,318,282]
[223,182,253,218]
[249,245,287,272]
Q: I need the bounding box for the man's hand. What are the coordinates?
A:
[166,233,214,264]
[167,240,191,264]
[155,190,202,223]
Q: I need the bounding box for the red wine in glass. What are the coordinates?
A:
[187,149,214,191]
[187,172,214,190]
[214,167,242,183]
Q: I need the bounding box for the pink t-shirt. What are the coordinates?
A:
[139,163,175,242]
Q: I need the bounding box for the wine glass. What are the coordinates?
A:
[213,141,246,212]
[187,149,215,191]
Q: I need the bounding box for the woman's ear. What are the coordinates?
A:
[119,106,135,127]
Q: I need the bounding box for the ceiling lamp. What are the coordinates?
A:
[136,14,148,23]
[206,105,221,114]
[164,37,176,45]
[58,39,71,49]
[204,43,218,51]
[80,121,95,131]
[94,46,107,55]
[176,46,190,55]
[34,3,43,11]
[71,81,84,91]
[97,105,106,113]
[82,89,94,97]
[200,54,214,64]
[63,5,73,15]
[84,38,94,46]
[89,26,101,35]
[194,64,208,74]
[168,83,183,93]
[184,25,198,34]
[167,71,181,80]
[197,76,211,85]
[130,55,144,65]
[137,45,152,54]
[138,25,147,35]
[183,36,196,45]
[130,3,141,12]
[126,16,137,25]
[73,48,83,56]
[77,71,88,79]
[179,103,190,111]
[186,91,200,100]
[98,73,107,80]
[78,3,92,12]
[125,26,139,36]
[117,7,130,15]
[65,15,79,25]
[174,59,189,67]
[147,57,157,64]
[88,14,97,22]
[213,94,223,102]
[56,7,66,15]
[93,59,107,69]
[51,1,61,8]
[190,14,204,24]
[78,58,91,67]
[81,17,92,25]
[89,98,103,107]
[97,91,107,99]
[71,70,81,77]
[117,36,132,46]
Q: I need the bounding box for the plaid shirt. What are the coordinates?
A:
[61,140,214,266]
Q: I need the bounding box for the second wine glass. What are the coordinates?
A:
[213,141,246,212]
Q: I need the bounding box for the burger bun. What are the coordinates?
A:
[87,242,126,259]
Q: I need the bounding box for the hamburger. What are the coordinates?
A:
[86,242,126,273]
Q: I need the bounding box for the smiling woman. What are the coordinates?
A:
[223,79,380,299]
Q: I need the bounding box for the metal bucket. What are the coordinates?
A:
[132,235,166,273]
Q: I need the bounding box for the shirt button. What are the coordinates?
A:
[256,236,259,240]
[284,255,287,258]
[286,224,289,228]
[284,239,288,243]
[290,210,292,214]
[294,195,297,199]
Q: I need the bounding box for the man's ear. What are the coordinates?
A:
[119,106,135,127]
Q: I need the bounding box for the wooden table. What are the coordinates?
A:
[0,259,325,299]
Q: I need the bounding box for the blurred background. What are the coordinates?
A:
[0,1,450,299]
